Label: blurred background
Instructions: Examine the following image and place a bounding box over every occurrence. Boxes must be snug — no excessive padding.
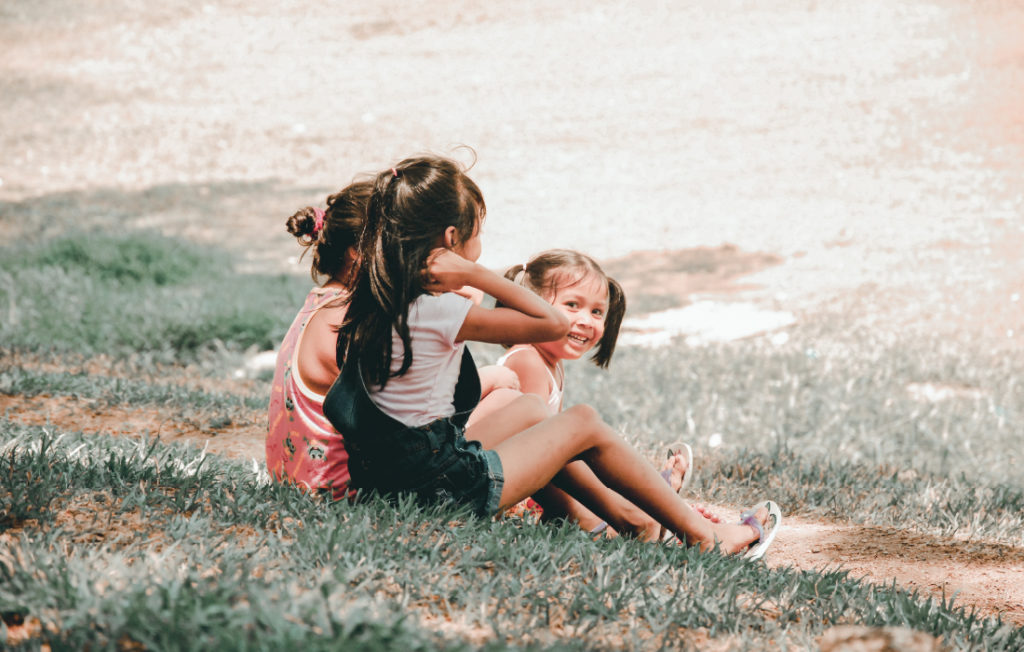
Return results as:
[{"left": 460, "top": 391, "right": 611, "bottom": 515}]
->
[{"left": 2, "top": 0, "right": 1022, "bottom": 339}]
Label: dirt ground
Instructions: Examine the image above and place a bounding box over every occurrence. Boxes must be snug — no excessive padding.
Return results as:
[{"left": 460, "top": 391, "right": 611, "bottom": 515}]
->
[{"left": 2, "top": 0, "right": 1023, "bottom": 629}]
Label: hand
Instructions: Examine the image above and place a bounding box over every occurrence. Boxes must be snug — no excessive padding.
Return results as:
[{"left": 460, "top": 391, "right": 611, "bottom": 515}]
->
[
  {"left": 478, "top": 365, "right": 521, "bottom": 392},
  {"left": 421, "top": 248, "right": 477, "bottom": 295}
]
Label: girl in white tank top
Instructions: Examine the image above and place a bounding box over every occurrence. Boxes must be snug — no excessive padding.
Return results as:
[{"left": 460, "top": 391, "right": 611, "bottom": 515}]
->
[{"left": 495, "top": 250, "right": 624, "bottom": 417}]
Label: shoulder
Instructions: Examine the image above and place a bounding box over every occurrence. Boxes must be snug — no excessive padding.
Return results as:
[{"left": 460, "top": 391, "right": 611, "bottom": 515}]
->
[
  {"left": 412, "top": 292, "right": 473, "bottom": 323},
  {"left": 500, "top": 346, "right": 552, "bottom": 394},
  {"left": 410, "top": 293, "right": 473, "bottom": 345}
]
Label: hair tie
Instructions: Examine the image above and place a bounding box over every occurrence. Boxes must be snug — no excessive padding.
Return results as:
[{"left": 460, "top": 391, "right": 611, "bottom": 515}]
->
[
  {"left": 312, "top": 208, "right": 325, "bottom": 237},
  {"left": 391, "top": 167, "right": 399, "bottom": 178},
  {"left": 513, "top": 262, "right": 528, "bottom": 286}
]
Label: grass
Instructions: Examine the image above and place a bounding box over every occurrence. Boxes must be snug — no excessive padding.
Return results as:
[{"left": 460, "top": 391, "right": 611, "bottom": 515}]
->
[
  {"left": 0, "top": 231, "right": 309, "bottom": 362},
  {"left": 0, "top": 365, "right": 266, "bottom": 411},
  {"left": 2, "top": 426, "right": 1020, "bottom": 650},
  {"left": 1, "top": 229, "right": 1023, "bottom": 649}
]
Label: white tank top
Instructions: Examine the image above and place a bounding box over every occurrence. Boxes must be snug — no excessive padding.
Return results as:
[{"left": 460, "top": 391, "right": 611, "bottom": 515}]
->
[{"left": 496, "top": 346, "right": 563, "bottom": 413}]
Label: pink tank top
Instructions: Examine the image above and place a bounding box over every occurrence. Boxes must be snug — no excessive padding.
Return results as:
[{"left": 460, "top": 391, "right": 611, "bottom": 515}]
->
[{"left": 266, "top": 287, "right": 351, "bottom": 499}]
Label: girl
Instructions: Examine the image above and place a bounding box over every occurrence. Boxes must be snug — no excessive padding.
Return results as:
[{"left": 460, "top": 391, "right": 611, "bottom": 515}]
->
[
  {"left": 266, "top": 179, "right": 519, "bottom": 500},
  {"left": 323, "top": 154, "right": 780, "bottom": 557},
  {"left": 494, "top": 250, "right": 698, "bottom": 538},
  {"left": 266, "top": 180, "right": 370, "bottom": 499}
]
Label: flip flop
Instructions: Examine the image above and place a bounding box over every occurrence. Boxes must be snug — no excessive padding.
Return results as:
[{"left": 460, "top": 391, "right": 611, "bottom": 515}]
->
[
  {"left": 659, "top": 441, "right": 694, "bottom": 494},
  {"left": 739, "top": 500, "right": 782, "bottom": 561}
]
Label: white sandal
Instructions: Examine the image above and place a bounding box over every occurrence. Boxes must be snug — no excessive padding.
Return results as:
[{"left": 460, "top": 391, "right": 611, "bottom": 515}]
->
[{"left": 739, "top": 500, "right": 782, "bottom": 561}]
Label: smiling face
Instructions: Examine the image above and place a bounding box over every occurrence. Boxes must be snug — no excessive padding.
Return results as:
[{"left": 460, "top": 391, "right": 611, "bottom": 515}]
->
[{"left": 535, "top": 271, "right": 609, "bottom": 362}]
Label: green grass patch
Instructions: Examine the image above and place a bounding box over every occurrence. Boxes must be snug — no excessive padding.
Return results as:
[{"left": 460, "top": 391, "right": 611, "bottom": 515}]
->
[
  {"left": 562, "top": 323, "right": 1024, "bottom": 489},
  {"left": 2, "top": 228, "right": 1023, "bottom": 648},
  {"left": 0, "top": 231, "right": 309, "bottom": 361},
  {"left": 1, "top": 424, "right": 1021, "bottom": 650}
]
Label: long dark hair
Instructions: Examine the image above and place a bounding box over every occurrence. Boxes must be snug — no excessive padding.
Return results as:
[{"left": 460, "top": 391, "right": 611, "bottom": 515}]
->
[
  {"left": 285, "top": 180, "right": 372, "bottom": 283},
  {"left": 337, "top": 155, "right": 485, "bottom": 388},
  {"left": 502, "top": 249, "right": 626, "bottom": 369}
]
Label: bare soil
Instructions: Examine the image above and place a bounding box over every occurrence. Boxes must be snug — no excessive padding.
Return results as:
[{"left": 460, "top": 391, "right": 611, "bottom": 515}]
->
[{"left": 3, "top": 0, "right": 1024, "bottom": 631}]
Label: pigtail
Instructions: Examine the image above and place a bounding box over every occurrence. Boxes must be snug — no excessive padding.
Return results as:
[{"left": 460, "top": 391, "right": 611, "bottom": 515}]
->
[
  {"left": 287, "top": 181, "right": 372, "bottom": 284},
  {"left": 591, "top": 275, "right": 626, "bottom": 369},
  {"left": 503, "top": 262, "right": 530, "bottom": 286}
]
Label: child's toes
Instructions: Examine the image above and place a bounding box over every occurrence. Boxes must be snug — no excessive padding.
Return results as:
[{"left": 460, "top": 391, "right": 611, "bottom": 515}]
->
[{"left": 659, "top": 453, "right": 688, "bottom": 493}]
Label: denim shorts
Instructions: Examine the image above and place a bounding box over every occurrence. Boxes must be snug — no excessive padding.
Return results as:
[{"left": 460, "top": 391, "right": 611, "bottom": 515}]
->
[{"left": 351, "top": 416, "right": 505, "bottom": 517}]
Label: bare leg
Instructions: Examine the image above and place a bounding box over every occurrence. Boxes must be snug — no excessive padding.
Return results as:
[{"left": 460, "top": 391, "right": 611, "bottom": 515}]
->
[
  {"left": 543, "top": 462, "right": 663, "bottom": 541},
  {"left": 468, "top": 398, "right": 743, "bottom": 546},
  {"left": 466, "top": 392, "right": 548, "bottom": 448},
  {"left": 466, "top": 387, "right": 523, "bottom": 430},
  {"left": 493, "top": 404, "right": 762, "bottom": 554}
]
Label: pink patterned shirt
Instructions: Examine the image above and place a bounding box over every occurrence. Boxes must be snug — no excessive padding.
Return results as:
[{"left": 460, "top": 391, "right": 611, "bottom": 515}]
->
[{"left": 266, "top": 287, "right": 351, "bottom": 499}]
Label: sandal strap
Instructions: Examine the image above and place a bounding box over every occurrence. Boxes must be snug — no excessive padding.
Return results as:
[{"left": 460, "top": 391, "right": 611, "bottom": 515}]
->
[{"left": 739, "top": 511, "right": 765, "bottom": 543}]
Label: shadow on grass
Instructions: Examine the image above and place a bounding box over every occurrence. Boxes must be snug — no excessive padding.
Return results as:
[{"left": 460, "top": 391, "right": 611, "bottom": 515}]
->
[{"left": 0, "top": 179, "right": 332, "bottom": 242}]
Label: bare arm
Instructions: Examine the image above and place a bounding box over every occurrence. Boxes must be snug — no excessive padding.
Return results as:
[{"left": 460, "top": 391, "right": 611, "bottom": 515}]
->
[
  {"left": 477, "top": 364, "right": 521, "bottom": 397},
  {"left": 295, "top": 303, "right": 345, "bottom": 396},
  {"left": 422, "top": 249, "right": 569, "bottom": 344},
  {"left": 501, "top": 348, "right": 557, "bottom": 414}
]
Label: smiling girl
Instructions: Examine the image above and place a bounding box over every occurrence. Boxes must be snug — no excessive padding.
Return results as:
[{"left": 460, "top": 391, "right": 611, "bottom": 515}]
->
[
  {"left": 490, "top": 250, "right": 709, "bottom": 537},
  {"left": 495, "top": 250, "right": 625, "bottom": 415}
]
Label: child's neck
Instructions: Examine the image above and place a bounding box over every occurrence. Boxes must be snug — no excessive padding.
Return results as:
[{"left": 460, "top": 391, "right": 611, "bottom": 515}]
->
[{"left": 530, "top": 344, "right": 564, "bottom": 374}]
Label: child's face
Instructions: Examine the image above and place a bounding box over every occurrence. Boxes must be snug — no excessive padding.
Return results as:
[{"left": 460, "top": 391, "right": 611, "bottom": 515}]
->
[{"left": 536, "top": 272, "right": 608, "bottom": 361}]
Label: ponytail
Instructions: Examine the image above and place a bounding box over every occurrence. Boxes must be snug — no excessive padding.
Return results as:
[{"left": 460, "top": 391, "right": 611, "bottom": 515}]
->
[{"left": 338, "top": 154, "right": 485, "bottom": 388}]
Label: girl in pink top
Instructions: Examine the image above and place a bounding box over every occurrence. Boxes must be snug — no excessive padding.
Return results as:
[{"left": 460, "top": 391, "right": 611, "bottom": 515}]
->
[
  {"left": 266, "top": 181, "right": 371, "bottom": 499},
  {"left": 266, "top": 180, "right": 518, "bottom": 499}
]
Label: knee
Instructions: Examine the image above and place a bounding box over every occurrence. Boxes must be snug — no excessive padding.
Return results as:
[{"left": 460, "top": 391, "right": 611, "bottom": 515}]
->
[
  {"left": 564, "top": 403, "right": 602, "bottom": 429},
  {"left": 515, "top": 393, "right": 549, "bottom": 425}
]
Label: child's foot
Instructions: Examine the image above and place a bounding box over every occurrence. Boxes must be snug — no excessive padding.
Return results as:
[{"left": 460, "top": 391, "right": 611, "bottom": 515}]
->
[
  {"left": 691, "top": 502, "right": 722, "bottom": 523},
  {"left": 712, "top": 501, "right": 782, "bottom": 558},
  {"left": 659, "top": 443, "right": 693, "bottom": 494}
]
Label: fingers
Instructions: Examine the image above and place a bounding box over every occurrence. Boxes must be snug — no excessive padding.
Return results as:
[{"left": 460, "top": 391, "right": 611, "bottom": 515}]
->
[
  {"left": 420, "top": 270, "right": 443, "bottom": 295},
  {"left": 420, "top": 248, "right": 470, "bottom": 294}
]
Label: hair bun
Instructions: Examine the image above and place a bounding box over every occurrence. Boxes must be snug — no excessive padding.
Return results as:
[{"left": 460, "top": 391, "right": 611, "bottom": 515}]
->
[{"left": 286, "top": 207, "right": 318, "bottom": 238}]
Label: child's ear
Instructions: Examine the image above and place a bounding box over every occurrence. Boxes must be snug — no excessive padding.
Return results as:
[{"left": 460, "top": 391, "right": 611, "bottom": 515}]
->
[{"left": 443, "top": 226, "right": 459, "bottom": 249}]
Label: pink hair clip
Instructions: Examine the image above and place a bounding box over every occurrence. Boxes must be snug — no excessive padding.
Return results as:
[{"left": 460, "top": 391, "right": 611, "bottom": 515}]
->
[
  {"left": 312, "top": 208, "right": 325, "bottom": 236},
  {"left": 391, "top": 167, "right": 399, "bottom": 177}
]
